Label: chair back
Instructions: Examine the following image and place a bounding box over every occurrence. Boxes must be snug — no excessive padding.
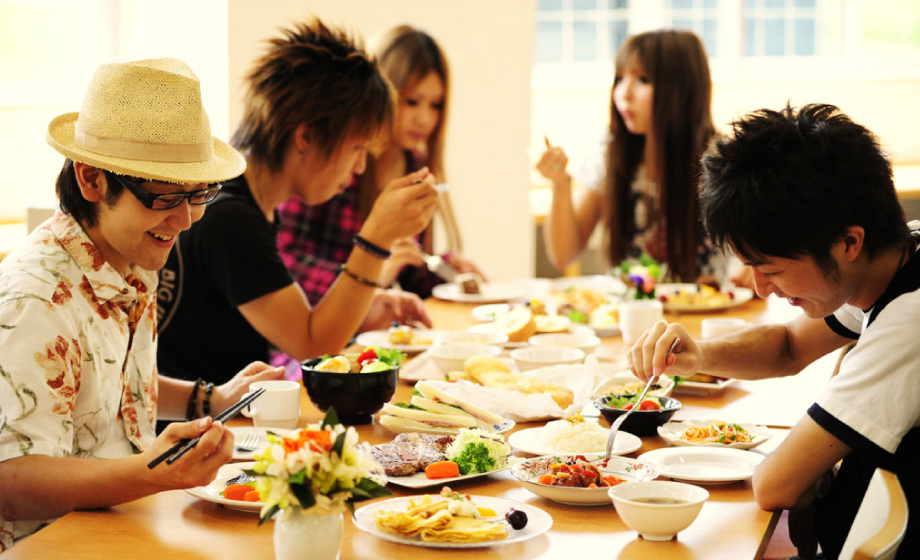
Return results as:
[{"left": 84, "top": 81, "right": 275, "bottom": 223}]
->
[{"left": 839, "top": 468, "right": 908, "bottom": 560}]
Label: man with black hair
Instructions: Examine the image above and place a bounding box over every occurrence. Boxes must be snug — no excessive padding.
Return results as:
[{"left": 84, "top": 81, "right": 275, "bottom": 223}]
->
[{"left": 628, "top": 103, "right": 918, "bottom": 558}]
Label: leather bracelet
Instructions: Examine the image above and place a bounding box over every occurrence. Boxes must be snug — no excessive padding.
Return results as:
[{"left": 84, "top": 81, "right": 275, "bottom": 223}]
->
[
  {"left": 339, "top": 264, "right": 383, "bottom": 288},
  {"left": 354, "top": 234, "right": 391, "bottom": 259},
  {"left": 202, "top": 382, "right": 214, "bottom": 417},
  {"left": 186, "top": 378, "right": 203, "bottom": 421}
]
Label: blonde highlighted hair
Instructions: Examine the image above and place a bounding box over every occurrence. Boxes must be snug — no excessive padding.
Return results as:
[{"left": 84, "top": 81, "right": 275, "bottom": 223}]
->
[{"left": 359, "top": 25, "right": 461, "bottom": 253}]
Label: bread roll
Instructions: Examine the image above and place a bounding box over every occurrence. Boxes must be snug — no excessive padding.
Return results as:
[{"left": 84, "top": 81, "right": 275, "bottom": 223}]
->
[{"left": 492, "top": 307, "right": 536, "bottom": 342}]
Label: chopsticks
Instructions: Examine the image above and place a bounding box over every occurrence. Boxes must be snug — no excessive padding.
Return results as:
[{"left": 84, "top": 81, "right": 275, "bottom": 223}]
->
[{"left": 146, "top": 387, "right": 266, "bottom": 470}]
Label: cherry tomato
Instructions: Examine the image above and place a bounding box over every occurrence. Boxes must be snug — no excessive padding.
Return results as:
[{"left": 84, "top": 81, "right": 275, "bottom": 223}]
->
[
  {"left": 638, "top": 400, "right": 661, "bottom": 411},
  {"left": 356, "top": 348, "right": 377, "bottom": 365}
]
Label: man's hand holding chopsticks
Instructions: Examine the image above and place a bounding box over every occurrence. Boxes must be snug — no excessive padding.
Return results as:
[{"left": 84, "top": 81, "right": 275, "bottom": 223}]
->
[{"left": 141, "top": 417, "right": 234, "bottom": 488}]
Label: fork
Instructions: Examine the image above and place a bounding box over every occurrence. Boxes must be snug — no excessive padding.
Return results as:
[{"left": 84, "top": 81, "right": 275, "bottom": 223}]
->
[
  {"left": 605, "top": 337, "right": 680, "bottom": 457},
  {"left": 235, "top": 431, "right": 260, "bottom": 453},
  {"left": 422, "top": 252, "right": 458, "bottom": 282}
]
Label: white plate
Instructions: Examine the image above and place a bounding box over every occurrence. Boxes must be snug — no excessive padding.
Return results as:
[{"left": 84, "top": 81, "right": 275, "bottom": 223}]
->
[
  {"left": 511, "top": 455, "right": 659, "bottom": 506},
  {"left": 466, "top": 323, "right": 529, "bottom": 349},
  {"left": 471, "top": 304, "right": 512, "bottom": 322},
  {"left": 380, "top": 418, "right": 516, "bottom": 437},
  {"left": 229, "top": 427, "right": 295, "bottom": 461},
  {"left": 584, "top": 322, "right": 619, "bottom": 337},
  {"left": 354, "top": 329, "right": 451, "bottom": 353},
  {"left": 670, "top": 375, "right": 737, "bottom": 396},
  {"left": 432, "top": 282, "right": 528, "bottom": 304},
  {"left": 508, "top": 426, "right": 642, "bottom": 457},
  {"left": 386, "top": 457, "right": 524, "bottom": 489},
  {"left": 657, "top": 420, "right": 773, "bottom": 450},
  {"left": 657, "top": 284, "right": 754, "bottom": 313},
  {"left": 185, "top": 461, "right": 262, "bottom": 513},
  {"left": 467, "top": 323, "right": 595, "bottom": 349},
  {"left": 551, "top": 275, "right": 628, "bottom": 296},
  {"left": 637, "top": 447, "right": 766, "bottom": 484},
  {"left": 353, "top": 495, "right": 552, "bottom": 548}
]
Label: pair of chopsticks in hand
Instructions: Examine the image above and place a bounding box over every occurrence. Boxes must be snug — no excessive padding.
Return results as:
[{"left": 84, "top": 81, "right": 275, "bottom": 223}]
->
[{"left": 147, "top": 387, "right": 266, "bottom": 470}]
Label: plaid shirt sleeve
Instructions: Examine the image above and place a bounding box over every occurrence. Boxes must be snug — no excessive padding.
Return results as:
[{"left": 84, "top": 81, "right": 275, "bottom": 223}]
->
[{"left": 276, "top": 189, "right": 363, "bottom": 307}]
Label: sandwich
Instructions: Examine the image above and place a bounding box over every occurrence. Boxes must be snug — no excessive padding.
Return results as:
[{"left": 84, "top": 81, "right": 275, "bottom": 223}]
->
[{"left": 379, "top": 381, "right": 506, "bottom": 434}]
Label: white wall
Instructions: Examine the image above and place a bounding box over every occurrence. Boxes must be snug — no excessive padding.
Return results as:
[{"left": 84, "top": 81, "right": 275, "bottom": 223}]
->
[
  {"left": 0, "top": 0, "right": 230, "bottom": 221},
  {"left": 227, "top": 0, "right": 536, "bottom": 281}
]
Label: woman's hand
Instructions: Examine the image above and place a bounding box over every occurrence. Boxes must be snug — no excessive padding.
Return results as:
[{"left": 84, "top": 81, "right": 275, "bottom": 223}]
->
[
  {"left": 361, "top": 167, "right": 439, "bottom": 250},
  {"left": 445, "top": 252, "right": 488, "bottom": 281},
  {"left": 535, "top": 136, "right": 571, "bottom": 188},
  {"left": 210, "top": 361, "right": 286, "bottom": 415},
  {"left": 380, "top": 237, "right": 426, "bottom": 287},
  {"left": 360, "top": 288, "right": 432, "bottom": 332}
]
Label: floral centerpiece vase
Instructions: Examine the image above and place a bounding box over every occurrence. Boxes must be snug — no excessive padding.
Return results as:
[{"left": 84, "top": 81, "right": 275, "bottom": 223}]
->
[{"left": 247, "top": 408, "right": 391, "bottom": 560}]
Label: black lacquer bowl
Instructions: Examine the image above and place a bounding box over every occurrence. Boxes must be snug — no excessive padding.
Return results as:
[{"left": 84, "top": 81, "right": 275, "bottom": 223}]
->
[
  {"left": 594, "top": 395, "right": 682, "bottom": 436},
  {"left": 301, "top": 358, "right": 398, "bottom": 425}
]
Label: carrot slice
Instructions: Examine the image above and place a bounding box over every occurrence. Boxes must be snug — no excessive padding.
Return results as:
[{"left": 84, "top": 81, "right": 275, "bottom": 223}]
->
[
  {"left": 244, "top": 490, "right": 261, "bottom": 502},
  {"left": 537, "top": 474, "right": 555, "bottom": 485},
  {"left": 223, "top": 484, "right": 254, "bottom": 501},
  {"left": 424, "top": 461, "right": 460, "bottom": 479}
]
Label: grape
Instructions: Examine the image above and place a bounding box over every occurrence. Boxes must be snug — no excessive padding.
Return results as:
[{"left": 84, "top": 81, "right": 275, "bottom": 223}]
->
[{"left": 505, "top": 508, "right": 528, "bottom": 530}]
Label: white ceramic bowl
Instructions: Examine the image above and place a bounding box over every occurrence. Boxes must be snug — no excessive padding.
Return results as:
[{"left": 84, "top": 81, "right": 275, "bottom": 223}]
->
[
  {"left": 426, "top": 343, "right": 502, "bottom": 374},
  {"left": 433, "top": 330, "right": 509, "bottom": 346},
  {"left": 510, "top": 346, "right": 586, "bottom": 371},
  {"left": 608, "top": 481, "right": 709, "bottom": 541},
  {"left": 528, "top": 332, "right": 602, "bottom": 354}
]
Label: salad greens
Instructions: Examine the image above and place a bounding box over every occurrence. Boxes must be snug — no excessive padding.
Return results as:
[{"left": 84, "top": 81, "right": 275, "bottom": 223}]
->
[
  {"left": 605, "top": 394, "right": 663, "bottom": 410},
  {"left": 445, "top": 429, "right": 511, "bottom": 475},
  {"left": 314, "top": 346, "right": 406, "bottom": 374}
]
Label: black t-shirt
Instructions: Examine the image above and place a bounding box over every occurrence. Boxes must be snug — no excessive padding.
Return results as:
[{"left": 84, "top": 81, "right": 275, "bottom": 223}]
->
[{"left": 156, "top": 175, "right": 293, "bottom": 383}]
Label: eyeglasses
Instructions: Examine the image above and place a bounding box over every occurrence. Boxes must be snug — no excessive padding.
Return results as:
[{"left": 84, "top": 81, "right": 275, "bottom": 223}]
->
[{"left": 105, "top": 171, "right": 221, "bottom": 210}]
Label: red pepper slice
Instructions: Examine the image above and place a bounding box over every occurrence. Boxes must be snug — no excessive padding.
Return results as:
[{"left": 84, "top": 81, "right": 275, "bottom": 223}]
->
[{"left": 356, "top": 348, "right": 378, "bottom": 365}]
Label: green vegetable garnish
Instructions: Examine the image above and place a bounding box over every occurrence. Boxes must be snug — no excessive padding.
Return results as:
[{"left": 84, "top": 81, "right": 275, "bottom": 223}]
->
[
  {"left": 567, "top": 309, "right": 587, "bottom": 323},
  {"left": 445, "top": 429, "right": 511, "bottom": 475}
]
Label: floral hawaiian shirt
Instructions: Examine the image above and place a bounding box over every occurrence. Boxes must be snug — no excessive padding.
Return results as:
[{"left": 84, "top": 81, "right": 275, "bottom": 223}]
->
[{"left": 0, "top": 211, "right": 159, "bottom": 550}]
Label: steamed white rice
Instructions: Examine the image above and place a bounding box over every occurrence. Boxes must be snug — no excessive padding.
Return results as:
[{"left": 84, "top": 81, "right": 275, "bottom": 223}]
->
[{"left": 539, "top": 419, "right": 607, "bottom": 453}]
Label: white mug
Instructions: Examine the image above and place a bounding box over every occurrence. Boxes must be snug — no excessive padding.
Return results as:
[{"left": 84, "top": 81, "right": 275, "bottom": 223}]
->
[
  {"left": 701, "top": 317, "right": 750, "bottom": 340},
  {"left": 619, "top": 299, "right": 664, "bottom": 345},
  {"left": 240, "top": 380, "right": 302, "bottom": 429}
]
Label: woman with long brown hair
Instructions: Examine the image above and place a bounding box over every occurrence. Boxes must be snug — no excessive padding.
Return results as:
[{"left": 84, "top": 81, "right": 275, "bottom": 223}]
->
[
  {"left": 276, "top": 24, "right": 484, "bottom": 306},
  {"left": 538, "top": 29, "right": 737, "bottom": 285}
]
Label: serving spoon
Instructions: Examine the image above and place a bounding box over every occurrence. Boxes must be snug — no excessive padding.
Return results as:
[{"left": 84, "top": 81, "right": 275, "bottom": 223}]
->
[{"left": 605, "top": 337, "right": 680, "bottom": 457}]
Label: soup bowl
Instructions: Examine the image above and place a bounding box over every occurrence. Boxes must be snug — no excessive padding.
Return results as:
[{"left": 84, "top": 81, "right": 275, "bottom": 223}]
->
[{"left": 608, "top": 481, "right": 709, "bottom": 541}]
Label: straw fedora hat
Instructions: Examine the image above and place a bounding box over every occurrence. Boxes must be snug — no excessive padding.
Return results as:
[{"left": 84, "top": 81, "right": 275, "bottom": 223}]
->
[{"left": 47, "top": 58, "right": 245, "bottom": 185}]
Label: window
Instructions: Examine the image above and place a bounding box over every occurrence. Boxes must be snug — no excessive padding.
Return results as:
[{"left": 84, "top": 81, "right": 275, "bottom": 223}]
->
[
  {"left": 668, "top": 0, "right": 720, "bottom": 57},
  {"left": 535, "top": 0, "right": 629, "bottom": 64},
  {"left": 533, "top": 0, "right": 920, "bottom": 85}
]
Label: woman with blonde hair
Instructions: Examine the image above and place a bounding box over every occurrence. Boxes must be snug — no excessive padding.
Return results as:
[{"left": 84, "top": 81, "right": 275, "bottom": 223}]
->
[
  {"left": 538, "top": 29, "right": 746, "bottom": 286},
  {"left": 276, "top": 24, "right": 484, "bottom": 306}
]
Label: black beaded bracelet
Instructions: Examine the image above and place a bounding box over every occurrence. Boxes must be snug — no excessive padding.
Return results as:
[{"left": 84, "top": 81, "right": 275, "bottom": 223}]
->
[
  {"left": 186, "top": 378, "right": 203, "bottom": 420},
  {"left": 202, "top": 382, "right": 214, "bottom": 417},
  {"left": 354, "top": 234, "right": 391, "bottom": 259},
  {"left": 339, "top": 264, "right": 383, "bottom": 288}
]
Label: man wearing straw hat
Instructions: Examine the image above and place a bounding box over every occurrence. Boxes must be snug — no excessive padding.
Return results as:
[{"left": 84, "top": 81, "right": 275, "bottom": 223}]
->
[
  {"left": 0, "top": 58, "right": 283, "bottom": 549},
  {"left": 156, "top": 18, "right": 440, "bottom": 384}
]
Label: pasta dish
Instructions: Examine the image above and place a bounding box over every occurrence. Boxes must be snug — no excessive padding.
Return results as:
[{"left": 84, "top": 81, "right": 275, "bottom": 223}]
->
[{"left": 680, "top": 421, "right": 754, "bottom": 445}]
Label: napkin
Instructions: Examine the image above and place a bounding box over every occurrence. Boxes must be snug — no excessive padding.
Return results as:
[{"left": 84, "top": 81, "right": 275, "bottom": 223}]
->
[{"left": 420, "top": 357, "right": 599, "bottom": 422}]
